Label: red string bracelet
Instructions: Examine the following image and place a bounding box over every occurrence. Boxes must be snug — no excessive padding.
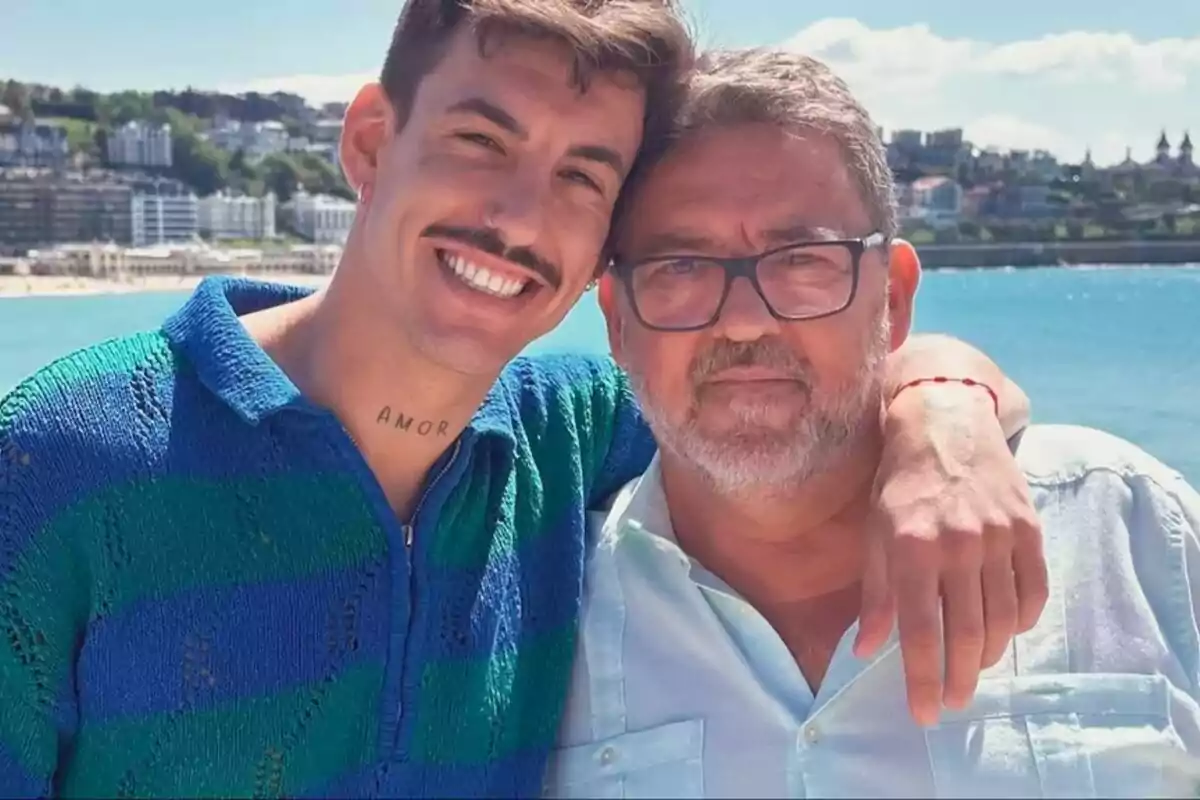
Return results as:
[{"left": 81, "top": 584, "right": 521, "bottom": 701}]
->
[{"left": 890, "top": 377, "right": 1000, "bottom": 417}]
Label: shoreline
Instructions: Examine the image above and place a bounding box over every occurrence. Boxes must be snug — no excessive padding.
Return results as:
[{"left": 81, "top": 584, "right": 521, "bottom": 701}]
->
[
  {"left": 2, "top": 260, "right": 1198, "bottom": 299},
  {"left": 0, "top": 273, "right": 331, "bottom": 299}
]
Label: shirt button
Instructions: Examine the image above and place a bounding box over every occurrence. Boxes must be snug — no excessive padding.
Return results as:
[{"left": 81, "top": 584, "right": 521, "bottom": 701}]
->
[
  {"left": 598, "top": 745, "right": 618, "bottom": 766},
  {"left": 803, "top": 725, "right": 820, "bottom": 745}
]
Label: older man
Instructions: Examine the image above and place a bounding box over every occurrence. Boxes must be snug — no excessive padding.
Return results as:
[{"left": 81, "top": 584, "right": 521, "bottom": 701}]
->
[{"left": 545, "top": 49, "right": 1200, "bottom": 798}]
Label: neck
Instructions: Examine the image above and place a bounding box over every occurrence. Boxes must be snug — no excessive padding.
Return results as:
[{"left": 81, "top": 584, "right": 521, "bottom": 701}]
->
[
  {"left": 242, "top": 248, "right": 495, "bottom": 518},
  {"left": 660, "top": 419, "right": 883, "bottom": 609}
]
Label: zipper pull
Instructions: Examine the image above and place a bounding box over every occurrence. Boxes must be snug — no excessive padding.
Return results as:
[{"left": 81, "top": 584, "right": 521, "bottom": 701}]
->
[{"left": 402, "top": 524, "right": 414, "bottom": 548}]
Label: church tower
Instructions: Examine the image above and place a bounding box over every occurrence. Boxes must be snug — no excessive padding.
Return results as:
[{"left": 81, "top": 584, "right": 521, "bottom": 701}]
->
[{"left": 1156, "top": 130, "right": 1171, "bottom": 164}]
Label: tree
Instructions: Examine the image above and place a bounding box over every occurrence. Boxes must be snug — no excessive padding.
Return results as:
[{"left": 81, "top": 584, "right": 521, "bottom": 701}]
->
[
  {"left": 172, "top": 131, "right": 228, "bottom": 196},
  {"left": 94, "top": 127, "right": 110, "bottom": 165},
  {"left": 2, "top": 80, "right": 31, "bottom": 120},
  {"left": 260, "top": 153, "right": 302, "bottom": 201},
  {"left": 295, "top": 152, "right": 352, "bottom": 199},
  {"left": 102, "top": 91, "right": 154, "bottom": 126}
]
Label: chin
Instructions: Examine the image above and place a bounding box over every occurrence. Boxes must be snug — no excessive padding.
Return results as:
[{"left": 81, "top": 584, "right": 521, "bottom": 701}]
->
[
  {"left": 695, "top": 404, "right": 804, "bottom": 438},
  {"left": 409, "top": 325, "right": 528, "bottom": 376}
]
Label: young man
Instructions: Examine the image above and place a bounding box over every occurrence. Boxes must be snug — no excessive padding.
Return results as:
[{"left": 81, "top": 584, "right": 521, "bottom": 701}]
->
[
  {"left": 0, "top": 2, "right": 1043, "bottom": 797},
  {"left": 546, "top": 49, "right": 1200, "bottom": 799}
]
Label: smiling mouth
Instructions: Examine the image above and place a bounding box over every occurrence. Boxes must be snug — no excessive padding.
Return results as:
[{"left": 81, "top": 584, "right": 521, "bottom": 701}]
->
[{"left": 436, "top": 249, "right": 533, "bottom": 300}]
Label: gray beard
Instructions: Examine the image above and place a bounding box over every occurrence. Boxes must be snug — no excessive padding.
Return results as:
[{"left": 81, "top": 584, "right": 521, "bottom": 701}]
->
[{"left": 628, "top": 315, "right": 891, "bottom": 497}]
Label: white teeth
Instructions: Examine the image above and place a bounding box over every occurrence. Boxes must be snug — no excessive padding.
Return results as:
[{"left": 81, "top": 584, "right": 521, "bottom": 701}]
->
[{"left": 441, "top": 252, "right": 529, "bottom": 299}]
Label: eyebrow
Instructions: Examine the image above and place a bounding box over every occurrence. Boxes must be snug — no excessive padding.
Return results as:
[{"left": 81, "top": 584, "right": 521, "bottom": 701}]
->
[
  {"left": 445, "top": 98, "right": 626, "bottom": 179},
  {"left": 637, "top": 231, "right": 722, "bottom": 254},
  {"left": 761, "top": 223, "right": 844, "bottom": 244},
  {"left": 446, "top": 98, "right": 526, "bottom": 138}
]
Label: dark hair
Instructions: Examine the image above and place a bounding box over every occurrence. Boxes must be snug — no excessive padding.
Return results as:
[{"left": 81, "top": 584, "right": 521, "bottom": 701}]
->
[
  {"left": 614, "top": 48, "right": 898, "bottom": 250},
  {"left": 381, "top": 0, "right": 695, "bottom": 150}
]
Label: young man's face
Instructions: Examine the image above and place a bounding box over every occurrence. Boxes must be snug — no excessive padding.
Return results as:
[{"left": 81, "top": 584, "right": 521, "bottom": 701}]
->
[{"left": 342, "top": 27, "right": 646, "bottom": 375}]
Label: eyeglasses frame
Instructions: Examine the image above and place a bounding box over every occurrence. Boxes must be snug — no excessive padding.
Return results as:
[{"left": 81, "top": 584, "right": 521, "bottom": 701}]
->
[{"left": 612, "top": 231, "right": 890, "bottom": 332}]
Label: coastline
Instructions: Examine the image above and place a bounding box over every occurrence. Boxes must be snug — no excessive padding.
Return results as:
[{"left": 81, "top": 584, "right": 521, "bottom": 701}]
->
[
  {"left": 3, "top": 244, "right": 1199, "bottom": 298},
  {"left": 0, "top": 273, "right": 331, "bottom": 299}
]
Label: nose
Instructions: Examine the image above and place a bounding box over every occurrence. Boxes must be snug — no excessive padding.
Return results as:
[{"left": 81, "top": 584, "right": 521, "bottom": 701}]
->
[
  {"left": 485, "top": 171, "right": 548, "bottom": 250},
  {"left": 712, "top": 275, "right": 781, "bottom": 342}
]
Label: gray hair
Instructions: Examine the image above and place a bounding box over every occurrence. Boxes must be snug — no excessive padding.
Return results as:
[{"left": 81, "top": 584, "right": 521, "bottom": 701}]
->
[{"left": 618, "top": 48, "right": 898, "bottom": 239}]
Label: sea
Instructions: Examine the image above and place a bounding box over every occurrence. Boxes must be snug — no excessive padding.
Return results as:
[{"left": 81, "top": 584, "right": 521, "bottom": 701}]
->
[{"left": 1, "top": 265, "right": 1198, "bottom": 483}]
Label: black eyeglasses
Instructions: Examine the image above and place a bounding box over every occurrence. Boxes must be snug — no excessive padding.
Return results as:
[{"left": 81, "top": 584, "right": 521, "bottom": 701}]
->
[{"left": 612, "top": 232, "right": 888, "bottom": 332}]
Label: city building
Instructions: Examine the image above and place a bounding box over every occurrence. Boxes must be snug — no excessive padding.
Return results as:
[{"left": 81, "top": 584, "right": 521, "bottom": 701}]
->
[
  {"left": 107, "top": 120, "right": 173, "bottom": 168},
  {"left": 0, "top": 169, "right": 133, "bottom": 255},
  {"left": 909, "top": 176, "right": 964, "bottom": 225},
  {"left": 131, "top": 179, "right": 198, "bottom": 246},
  {"left": 208, "top": 120, "right": 289, "bottom": 161},
  {"left": 884, "top": 127, "right": 972, "bottom": 172},
  {"left": 282, "top": 190, "right": 356, "bottom": 244},
  {"left": 197, "top": 192, "right": 277, "bottom": 240},
  {"left": 1106, "top": 132, "right": 1199, "bottom": 181},
  {"left": 0, "top": 120, "right": 69, "bottom": 168},
  {"left": 307, "top": 118, "right": 343, "bottom": 144},
  {"left": 285, "top": 136, "right": 339, "bottom": 165},
  {"left": 998, "top": 184, "right": 1058, "bottom": 218},
  {"left": 26, "top": 241, "right": 340, "bottom": 278}
]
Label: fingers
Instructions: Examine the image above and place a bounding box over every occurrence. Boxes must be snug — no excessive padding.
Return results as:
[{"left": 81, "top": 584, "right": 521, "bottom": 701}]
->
[
  {"left": 980, "top": 556, "right": 1018, "bottom": 669},
  {"left": 940, "top": 567, "right": 985, "bottom": 709},
  {"left": 1012, "top": 511, "right": 1049, "bottom": 633},
  {"left": 855, "top": 537, "right": 896, "bottom": 657},
  {"left": 893, "top": 555, "right": 943, "bottom": 726}
]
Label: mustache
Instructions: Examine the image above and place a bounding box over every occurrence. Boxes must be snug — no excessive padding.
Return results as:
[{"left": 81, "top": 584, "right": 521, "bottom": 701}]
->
[
  {"left": 421, "top": 223, "right": 561, "bottom": 290},
  {"left": 690, "top": 339, "right": 813, "bottom": 386}
]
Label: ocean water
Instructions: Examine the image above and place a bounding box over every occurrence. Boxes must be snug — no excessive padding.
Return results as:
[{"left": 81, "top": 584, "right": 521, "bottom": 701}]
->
[{"left": 1, "top": 266, "right": 1197, "bottom": 483}]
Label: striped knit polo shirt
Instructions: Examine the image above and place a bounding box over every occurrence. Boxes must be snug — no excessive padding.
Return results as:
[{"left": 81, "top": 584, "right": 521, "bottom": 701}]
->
[{"left": 0, "top": 276, "right": 655, "bottom": 798}]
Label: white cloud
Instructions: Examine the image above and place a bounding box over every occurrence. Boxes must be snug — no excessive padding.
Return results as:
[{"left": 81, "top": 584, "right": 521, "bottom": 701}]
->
[
  {"left": 218, "top": 72, "right": 375, "bottom": 105},
  {"left": 783, "top": 19, "right": 1199, "bottom": 164},
  {"left": 222, "top": 19, "right": 1199, "bottom": 166}
]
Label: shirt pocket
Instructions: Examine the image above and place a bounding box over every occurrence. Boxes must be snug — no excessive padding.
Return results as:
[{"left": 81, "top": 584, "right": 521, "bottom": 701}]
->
[
  {"left": 926, "top": 673, "right": 1188, "bottom": 798},
  {"left": 543, "top": 718, "right": 705, "bottom": 799}
]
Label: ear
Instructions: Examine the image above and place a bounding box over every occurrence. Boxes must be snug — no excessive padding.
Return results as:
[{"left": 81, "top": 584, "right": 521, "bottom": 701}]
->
[
  {"left": 340, "top": 83, "right": 394, "bottom": 205},
  {"left": 885, "top": 238, "right": 921, "bottom": 351},
  {"left": 597, "top": 272, "right": 627, "bottom": 366}
]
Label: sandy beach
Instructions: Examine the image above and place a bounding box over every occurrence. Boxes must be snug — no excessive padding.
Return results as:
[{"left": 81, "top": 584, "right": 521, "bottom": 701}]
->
[{"left": 0, "top": 272, "right": 332, "bottom": 298}]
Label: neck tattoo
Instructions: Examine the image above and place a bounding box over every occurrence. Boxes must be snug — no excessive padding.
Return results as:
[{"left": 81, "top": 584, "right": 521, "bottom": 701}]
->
[{"left": 375, "top": 406, "right": 450, "bottom": 437}]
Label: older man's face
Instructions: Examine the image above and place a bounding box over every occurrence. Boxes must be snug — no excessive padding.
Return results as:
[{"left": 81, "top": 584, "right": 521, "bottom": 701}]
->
[{"left": 601, "top": 122, "right": 916, "bottom": 492}]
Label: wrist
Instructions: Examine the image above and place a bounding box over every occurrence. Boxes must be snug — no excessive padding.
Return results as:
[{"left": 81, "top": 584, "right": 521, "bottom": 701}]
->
[
  {"left": 889, "top": 376, "right": 1000, "bottom": 417},
  {"left": 884, "top": 380, "right": 1001, "bottom": 439}
]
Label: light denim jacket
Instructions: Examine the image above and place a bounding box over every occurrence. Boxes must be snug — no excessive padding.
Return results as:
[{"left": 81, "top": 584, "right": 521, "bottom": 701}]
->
[{"left": 544, "top": 425, "right": 1200, "bottom": 798}]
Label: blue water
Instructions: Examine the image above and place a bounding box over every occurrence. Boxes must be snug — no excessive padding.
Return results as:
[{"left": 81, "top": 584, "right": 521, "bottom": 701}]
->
[{"left": 1, "top": 267, "right": 1197, "bottom": 482}]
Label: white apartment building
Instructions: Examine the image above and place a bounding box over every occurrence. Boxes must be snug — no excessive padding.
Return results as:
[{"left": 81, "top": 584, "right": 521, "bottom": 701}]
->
[
  {"left": 108, "top": 121, "right": 173, "bottom": 168},
  {"left": 209, "top": 120, "right": 289, "bottom": 161},
  {"left": 284, "top": 191, "right": 356, "bottom": 244},
  {"left": 198, "top": 192, "right": 277, "bottom": 240},
  {"left": 131, "top": 189, "right": 199, "bottom": 247}
]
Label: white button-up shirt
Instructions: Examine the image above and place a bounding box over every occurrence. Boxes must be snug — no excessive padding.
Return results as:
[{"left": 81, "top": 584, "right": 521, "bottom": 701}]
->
[{"left": 544, "top": 425, "right": 1200, "bottom": 798}]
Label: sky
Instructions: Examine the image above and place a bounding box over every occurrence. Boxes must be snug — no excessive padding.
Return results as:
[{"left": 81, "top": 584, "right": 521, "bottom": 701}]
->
[{"left": 4, "top": 0, "right": 1198, "bottom": 165}]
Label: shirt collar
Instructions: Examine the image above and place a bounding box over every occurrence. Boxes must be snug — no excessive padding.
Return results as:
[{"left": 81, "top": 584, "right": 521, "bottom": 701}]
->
[
  {"left": 161, "top": 275, "right": 518, "bottom": 448},
  {"left": 162, "top": 276, "right": 312, "bottom": 425},
  {"left": 599, "top": 454, "right": 689, "bottom": 568},
  {"left": 600, "top": 455, "right": 903, "bottom": 660}
]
